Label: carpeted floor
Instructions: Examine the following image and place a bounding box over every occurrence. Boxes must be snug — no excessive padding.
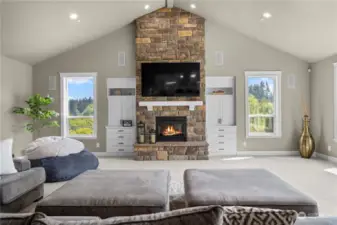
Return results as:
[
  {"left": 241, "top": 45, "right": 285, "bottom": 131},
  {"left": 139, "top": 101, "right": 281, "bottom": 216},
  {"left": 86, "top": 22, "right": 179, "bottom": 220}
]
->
[{"left": 26, "top": 156, "right": 337, "bottom": 216}]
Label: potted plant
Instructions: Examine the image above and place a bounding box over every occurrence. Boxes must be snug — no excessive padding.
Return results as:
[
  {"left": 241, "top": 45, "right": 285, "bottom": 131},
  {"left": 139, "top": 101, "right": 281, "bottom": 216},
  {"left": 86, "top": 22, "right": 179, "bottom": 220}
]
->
[{"left": 12, "top": 94, "right": 59, "bottom": 135}]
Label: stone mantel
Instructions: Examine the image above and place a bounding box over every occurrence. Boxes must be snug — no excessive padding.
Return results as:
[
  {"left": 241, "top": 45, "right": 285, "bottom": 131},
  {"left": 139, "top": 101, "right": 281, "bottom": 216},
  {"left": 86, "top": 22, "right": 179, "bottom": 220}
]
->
[{"left": 139, "top": 101, "right": 203, "bottom": 111}]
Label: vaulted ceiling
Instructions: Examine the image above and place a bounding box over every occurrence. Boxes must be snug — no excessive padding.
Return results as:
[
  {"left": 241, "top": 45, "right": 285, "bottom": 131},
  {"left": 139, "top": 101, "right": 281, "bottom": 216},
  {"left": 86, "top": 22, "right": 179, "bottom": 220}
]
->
[{"left": 2, "top": 0, "right": 337, "bottom": 65}]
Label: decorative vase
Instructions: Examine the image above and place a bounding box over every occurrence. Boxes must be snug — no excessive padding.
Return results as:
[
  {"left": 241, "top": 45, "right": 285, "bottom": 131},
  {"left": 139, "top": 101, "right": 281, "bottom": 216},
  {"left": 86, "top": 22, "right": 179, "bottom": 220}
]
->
[{"left": 299, "top": 115, "right": 315, "bottom": 158}]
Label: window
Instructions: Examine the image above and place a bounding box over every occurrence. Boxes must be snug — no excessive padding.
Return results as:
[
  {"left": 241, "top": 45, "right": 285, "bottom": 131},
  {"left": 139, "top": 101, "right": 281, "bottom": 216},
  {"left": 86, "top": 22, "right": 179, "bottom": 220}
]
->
[
  {"left": 245, "top": 71, "right": 281, "bottom": 138},
  {"left": 60, "top": 73, "right": 97, "bottom": 139},
  {"left": 333, "top": 62, "right": 337, "bottom": 142}
]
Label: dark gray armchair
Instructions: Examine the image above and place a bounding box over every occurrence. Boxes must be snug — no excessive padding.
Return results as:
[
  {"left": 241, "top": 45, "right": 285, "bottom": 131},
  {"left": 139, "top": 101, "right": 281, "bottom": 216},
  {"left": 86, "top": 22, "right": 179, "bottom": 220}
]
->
[{"left": 0, "top": 158, "right": 46, "bottom": 212}]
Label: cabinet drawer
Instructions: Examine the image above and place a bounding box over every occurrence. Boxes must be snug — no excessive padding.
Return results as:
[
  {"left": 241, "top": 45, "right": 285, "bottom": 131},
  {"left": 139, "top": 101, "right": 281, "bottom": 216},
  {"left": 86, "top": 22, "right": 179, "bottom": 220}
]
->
[
  {"left": 209, "top": 143, "right": 236, "bottom": 152},
  {"left": 107, "top": 136, "right": 135, "bottom": 146},
  {"left": 107, "top": 147, "right": 134, "bottom": 153},
  {"left": 107, "top": 128, "right": 135, "bottom": 134}
]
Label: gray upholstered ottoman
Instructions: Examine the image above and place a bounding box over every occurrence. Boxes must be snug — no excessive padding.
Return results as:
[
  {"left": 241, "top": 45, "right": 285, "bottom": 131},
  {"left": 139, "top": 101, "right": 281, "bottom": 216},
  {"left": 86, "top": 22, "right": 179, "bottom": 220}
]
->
[
  {"left": 36, "top": 170, "right": 170, "bottom": 218},
  {"left": 184, "top": 169, "right": 318, "bottom": 216}
]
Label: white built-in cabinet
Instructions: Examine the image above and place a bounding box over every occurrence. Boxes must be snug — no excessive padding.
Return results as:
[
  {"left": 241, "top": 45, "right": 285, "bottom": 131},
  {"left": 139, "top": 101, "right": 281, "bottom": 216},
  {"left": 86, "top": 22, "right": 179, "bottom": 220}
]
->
[
  {"left": 106, "top": 78, "right": 136, "bottom": 154},
  {"left": 206, "top": 77, "right": 237, "bottom": 155}
]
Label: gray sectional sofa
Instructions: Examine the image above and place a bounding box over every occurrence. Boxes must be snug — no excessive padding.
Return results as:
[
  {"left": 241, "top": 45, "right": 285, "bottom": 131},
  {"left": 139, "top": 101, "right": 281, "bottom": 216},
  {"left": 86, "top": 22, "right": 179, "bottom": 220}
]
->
[{"left": 0, "top": 158, "right": 46, "bottom": 212}]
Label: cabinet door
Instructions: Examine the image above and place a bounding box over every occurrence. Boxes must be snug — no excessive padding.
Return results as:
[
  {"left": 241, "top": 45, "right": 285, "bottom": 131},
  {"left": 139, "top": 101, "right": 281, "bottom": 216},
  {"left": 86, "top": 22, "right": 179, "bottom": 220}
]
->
[
  {"left": 220, "top": 95, "right": 235, "bottom": 125},
  {"left": 121, "top": 96, "right": 136, "bottom": 126},
  {"left": 108, "top": 96, "right": 122, "bottom": 126},
  {"left": 206, "top": 95, "right": 222, "bottom": 126}
]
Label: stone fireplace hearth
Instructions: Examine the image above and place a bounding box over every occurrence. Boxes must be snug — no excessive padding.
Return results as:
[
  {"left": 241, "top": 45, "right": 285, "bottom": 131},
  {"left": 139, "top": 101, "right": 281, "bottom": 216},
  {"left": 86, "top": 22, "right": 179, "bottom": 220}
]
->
[{"left": 134, "top": 7, "right": 208, "bottom": 160}]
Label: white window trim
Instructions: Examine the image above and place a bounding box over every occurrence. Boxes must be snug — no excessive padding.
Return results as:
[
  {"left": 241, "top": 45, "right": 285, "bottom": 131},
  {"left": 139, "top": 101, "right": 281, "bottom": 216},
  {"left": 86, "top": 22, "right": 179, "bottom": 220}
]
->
[
  {"left": 60, "top": 72, "right": 97, "bottom": 139},
  {"left": 333, "top": 63, "right": 337, "bottom": 142},
  {"left": 245, "top": 71, "right": 282, "bottom": 138}
]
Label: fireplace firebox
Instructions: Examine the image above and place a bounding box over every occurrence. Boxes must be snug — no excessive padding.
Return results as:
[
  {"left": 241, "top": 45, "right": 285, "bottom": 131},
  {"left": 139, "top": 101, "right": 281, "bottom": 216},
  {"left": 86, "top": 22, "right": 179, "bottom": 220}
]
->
[{"left": 156, "top": 116, "right": 187, "bottom": 142}]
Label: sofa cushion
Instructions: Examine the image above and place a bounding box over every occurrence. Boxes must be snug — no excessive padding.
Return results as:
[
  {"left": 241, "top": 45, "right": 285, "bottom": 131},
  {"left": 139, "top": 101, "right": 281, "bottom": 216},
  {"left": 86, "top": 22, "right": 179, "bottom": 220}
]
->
[
  {"left": 0, "top": 167, "right": 46, "bottom": 204},
  {"left": 33, "top": 206, "right": 224, "bottom": 225},
  {"left": 222, "top": 206, "right": 298, "bottom": 225},
  {"left": 36, "top": 170, "right": 170, "bottom": 218},
  {"left": 184, "top": 169, "right": 318, "bottom": 216}
]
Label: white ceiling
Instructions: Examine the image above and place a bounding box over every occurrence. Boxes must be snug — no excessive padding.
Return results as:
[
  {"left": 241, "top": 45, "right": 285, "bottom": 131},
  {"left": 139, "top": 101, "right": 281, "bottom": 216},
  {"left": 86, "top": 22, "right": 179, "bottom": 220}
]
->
[
  {"left": 2, "top": 0, "right": 337, "bottom": 65},
  {"left": 1, "top": 0, "right": 165, "bottom": 64}
]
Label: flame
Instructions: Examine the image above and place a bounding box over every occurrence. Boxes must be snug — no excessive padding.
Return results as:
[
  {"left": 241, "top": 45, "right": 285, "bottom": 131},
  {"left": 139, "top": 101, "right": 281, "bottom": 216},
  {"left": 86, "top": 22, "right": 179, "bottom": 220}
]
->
[{"left": 162, "top": 125, "right": 182, "bottom": 136}]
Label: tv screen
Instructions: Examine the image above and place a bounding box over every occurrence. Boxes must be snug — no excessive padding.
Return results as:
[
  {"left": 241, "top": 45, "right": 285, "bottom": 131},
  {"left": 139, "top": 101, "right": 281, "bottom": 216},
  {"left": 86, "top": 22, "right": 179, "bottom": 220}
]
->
[{"left": 141, "top": 62, "right": 200, "bottom": 97}]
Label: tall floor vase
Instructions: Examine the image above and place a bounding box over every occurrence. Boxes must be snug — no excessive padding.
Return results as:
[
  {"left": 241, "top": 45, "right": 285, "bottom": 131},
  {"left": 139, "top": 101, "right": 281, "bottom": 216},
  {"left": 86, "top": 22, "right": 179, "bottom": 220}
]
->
[{"left": 299, "top": 115, "right": 315, "bottom": 158}]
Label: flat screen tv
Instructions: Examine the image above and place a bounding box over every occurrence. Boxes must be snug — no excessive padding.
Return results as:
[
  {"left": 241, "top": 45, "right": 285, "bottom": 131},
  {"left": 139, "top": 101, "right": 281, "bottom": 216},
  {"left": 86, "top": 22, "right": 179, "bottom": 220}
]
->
[{"left": 141, "top": 62, "right": 200, "bottom": 97}]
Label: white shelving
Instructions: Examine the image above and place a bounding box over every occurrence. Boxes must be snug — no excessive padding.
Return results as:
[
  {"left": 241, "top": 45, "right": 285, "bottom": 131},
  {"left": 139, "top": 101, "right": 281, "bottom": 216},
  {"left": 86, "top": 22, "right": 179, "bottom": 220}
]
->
[
  {"left": 206, "top": 77, "right": 237, "bottom": 155},
  {"left": 106, "top": 78, "right": 136, "bottom": 154}
]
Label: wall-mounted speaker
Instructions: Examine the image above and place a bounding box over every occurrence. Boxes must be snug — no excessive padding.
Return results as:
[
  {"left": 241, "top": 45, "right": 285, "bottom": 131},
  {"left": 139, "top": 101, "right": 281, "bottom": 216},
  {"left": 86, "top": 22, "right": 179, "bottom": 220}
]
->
[
  {"left": 118, "top": 51, "right": 126, "bottom": 67},
  {"left": 49, "top": 76, "right": 56, "bottom": 91},
  {"left": 215, "top": 51, "right": 224, "bottom": 66},
  {"left": 287, "top": 74, "right": 296, "bottom": 89}
]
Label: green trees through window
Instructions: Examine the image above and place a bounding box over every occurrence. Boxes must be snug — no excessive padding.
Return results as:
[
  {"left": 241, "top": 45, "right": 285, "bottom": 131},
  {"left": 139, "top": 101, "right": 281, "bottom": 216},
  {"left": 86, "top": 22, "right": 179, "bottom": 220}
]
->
[{"left": 248, "top": 77, "right": 275, "bottom": 133}]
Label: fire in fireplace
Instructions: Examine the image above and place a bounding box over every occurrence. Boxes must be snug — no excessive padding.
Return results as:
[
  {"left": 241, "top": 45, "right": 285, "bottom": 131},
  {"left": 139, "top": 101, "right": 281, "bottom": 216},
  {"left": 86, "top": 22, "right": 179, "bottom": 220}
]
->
[{"left": 156, "top": 116, "right": 187, "bottom": 142}]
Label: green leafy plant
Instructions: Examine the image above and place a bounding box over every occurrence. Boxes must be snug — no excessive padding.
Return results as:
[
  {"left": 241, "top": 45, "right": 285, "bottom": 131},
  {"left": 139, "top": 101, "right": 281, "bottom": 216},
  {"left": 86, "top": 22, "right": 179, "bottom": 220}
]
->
[{"left": 12, "top": 94, "right": 60, "bottom": 133}]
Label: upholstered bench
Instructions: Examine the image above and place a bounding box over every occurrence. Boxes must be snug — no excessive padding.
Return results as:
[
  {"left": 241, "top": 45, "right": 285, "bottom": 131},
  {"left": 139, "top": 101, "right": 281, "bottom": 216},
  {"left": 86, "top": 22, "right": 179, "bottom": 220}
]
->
[
  {"left": 36, "top": 170, "right": 170, "bottom": 218},
  {"left": 184, "top": 169, "right": 318, "bottom": 216}
]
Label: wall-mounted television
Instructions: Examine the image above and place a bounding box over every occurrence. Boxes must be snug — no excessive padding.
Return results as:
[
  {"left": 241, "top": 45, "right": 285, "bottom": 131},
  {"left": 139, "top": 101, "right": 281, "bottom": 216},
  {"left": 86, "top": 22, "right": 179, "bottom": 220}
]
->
[{"left": 141, "top": 62, "right": 200, "bottom": 97}]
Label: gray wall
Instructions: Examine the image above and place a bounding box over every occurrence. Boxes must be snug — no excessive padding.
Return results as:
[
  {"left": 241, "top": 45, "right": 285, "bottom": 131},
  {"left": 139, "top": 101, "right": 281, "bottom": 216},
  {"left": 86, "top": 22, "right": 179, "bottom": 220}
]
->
[
  {"left": 33, "top": 21, "right": 310, "bottom": 153},
  {"left": 1, "top": 56, "right": 33, "bottom": 155},
  {"left": 205, "top": 21, "right": 310, "bottom": 152},
  {"left": 310, "top": 54, "right": 337, "bottom": 157},
  {"left": 33, "top": 25, "right": 136, "bottom": 152}
]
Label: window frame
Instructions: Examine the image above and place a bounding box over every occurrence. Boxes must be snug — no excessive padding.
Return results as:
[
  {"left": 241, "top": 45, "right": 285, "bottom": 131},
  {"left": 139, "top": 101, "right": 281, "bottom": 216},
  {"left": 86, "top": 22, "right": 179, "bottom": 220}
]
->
[
  {"left": 245, "top": 71, "right": 282, "bottom": 138},
  {"left": 332, "top": 62, "right": 337, "bottom": 142},
  {"left": 60, "top": 72, "right": 97, "bottom": 139}
]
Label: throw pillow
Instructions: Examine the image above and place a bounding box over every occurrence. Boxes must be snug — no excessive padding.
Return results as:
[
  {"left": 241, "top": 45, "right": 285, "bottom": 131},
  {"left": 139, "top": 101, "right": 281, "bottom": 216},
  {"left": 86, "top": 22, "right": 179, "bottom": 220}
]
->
[
  {"left": 102, "top": 206, "right": 224, "bottom": 225},
  {"left": 0, "top": 212, "right": 46, "bottom": 225},
  {"left": 223, "top": 206, "right": 298, "bottom": 225},
  {"left": 0, "top": 138, "right": 18, "bottom": 175},
  {"left": 33, "top": 206, "right": 224, "bottom": 225}
]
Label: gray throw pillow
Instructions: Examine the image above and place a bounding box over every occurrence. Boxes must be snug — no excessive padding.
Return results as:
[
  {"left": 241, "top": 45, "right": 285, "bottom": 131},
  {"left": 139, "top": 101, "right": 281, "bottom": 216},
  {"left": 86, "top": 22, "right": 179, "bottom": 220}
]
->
[
  {"left": 0, "top": 212, "right": 46, "bottom": 225},
  {"left": 102, "top": 205, "right": 224, "bottom": 225},
  {"left": 32, "top": 206, "right": 223, "bottom": 225},
  {"left": 222, "top": 206, "right": 298, "bottom": 225}
]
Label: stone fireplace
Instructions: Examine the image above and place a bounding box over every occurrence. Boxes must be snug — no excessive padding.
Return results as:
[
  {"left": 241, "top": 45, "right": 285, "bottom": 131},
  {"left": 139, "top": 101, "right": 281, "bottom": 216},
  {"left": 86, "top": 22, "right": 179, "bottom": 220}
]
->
[
  {"left": 156, "top": 116, "right": 187, "bottom": 142},
  {"left": 134, "top": 7, "right": 208, "bottom": 160}
]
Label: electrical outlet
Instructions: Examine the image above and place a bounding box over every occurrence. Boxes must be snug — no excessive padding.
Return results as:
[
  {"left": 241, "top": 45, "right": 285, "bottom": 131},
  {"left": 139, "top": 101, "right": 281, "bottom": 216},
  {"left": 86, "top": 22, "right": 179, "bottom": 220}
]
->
[
  {"left": 243, "top": 141, "right": 247, "bottom": 147},
  {"left": 328, "top": 146, "right": 332, "bottom": 152},
  {"left": 96, "top": 143, "right": 100, "bottom": 148}
]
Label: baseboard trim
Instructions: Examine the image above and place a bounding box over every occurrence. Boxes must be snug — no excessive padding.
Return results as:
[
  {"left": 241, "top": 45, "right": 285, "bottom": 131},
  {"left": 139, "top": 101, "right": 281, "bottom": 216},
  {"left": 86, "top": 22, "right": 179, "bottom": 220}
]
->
[
  {"left": 236, "top": 150, "right": 300, "bottom": 156},
  {"left": 93, "top": 152, "right": 135, "bottom": 157},
  {"left": 315, "top": 153, "right": 337, "bottom": 164}
]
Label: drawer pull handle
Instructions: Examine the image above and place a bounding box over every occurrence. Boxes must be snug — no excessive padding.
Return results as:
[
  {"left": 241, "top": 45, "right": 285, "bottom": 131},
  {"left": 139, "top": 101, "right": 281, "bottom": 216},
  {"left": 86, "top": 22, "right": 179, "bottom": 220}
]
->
[
  {"left": 218, "top": 142, "right": 224, "bottom": 144},
  {"left": 118, "top": 130, "right": 124, "bottom": 132},
  {"left": 118, "top": 142, "right": 124, "bottom": 145},
  {"left": 118, "top": 136, "right": 124, "bottom": 138},
  {"left": 219, "top": 148, "right": 224, "bottom": 151},
  {"left": 218, "top": 135, "right": 224, "bottom": 137},
  {"left": 118, "top": 149, "right": 124, "bottom": 152},
  {"left": 219, "top": 129, "right": 224, "bottom": 131}
]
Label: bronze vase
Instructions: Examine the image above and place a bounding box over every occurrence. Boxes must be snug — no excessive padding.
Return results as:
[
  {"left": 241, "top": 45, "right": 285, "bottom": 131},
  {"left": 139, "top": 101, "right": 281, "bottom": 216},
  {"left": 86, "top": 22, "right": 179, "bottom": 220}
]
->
[{"left": 299, "top": 115, "right": 315, "bottom": 158}]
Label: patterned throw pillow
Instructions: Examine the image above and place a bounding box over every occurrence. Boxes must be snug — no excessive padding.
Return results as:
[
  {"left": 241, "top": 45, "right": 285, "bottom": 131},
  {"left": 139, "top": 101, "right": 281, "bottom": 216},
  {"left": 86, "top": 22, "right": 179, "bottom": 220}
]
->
[{"left": 222, "top": 207, "right": 298, "bottom": 225}]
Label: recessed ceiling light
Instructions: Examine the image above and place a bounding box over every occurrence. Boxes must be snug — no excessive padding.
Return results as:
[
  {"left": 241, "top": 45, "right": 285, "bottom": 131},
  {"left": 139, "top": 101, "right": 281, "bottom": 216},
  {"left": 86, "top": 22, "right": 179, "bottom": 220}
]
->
[
  {"left": 144, "top": 4, "right": 150, "bottom": 10},
  {"left": 262, "top": 12, "right": 272, "bottom": 19},
  {"left": 77, "top": 20, "right": 81, "bottom": 23},
  {"left": 190, "top": 3, "right": 196, "bottom": 9},
  {"left": 69, "top": 13, "right": 78, "bottom": 20}
]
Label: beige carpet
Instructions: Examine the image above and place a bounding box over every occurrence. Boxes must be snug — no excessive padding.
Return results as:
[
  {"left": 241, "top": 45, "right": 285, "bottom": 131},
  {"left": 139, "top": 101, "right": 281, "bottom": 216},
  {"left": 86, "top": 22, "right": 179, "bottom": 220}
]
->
[{"left": 27, "top": 156, "right": 337, "bottom": 216}]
